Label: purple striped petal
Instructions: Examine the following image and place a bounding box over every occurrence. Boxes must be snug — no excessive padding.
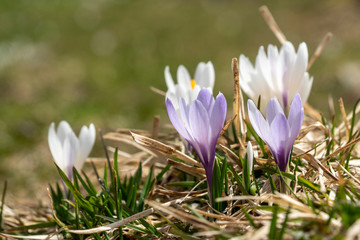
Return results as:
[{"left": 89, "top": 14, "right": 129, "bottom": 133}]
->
[
  {"left": 188, "top": 100, "right": 210, "bottom": 153},
  {"left": 197, "top": 88, "right": 215, "bottom": 111},
  {"left": 248, "top": 99, "right": 270, "bottom": 143},
  {"left": 179, "top": 98, "right": 191, "bottom": 130},
  {"left": 288, "top": 94, "right": 304, "bottom": 142},
  {"left": 269, "top": 113, "right": 291, "bottom": 171},
  {"left": 166, "top": 98, "right": 191, "bottom": 141},
  {"left": 210, "top": 92, "right": 227, "bottom": 141},
  {"left": 266, "top": 98, "right": 284, "bottom": 125}
]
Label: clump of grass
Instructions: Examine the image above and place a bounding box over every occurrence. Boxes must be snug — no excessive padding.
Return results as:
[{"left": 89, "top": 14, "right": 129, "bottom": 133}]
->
[{"left": 2, "top": 90, "right": 360, "bottom": 239}]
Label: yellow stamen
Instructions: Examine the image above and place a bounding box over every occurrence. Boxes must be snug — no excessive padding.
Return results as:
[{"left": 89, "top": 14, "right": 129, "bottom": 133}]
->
[{"left": 190, "top": 79, "right": 196, "bottom": 90}]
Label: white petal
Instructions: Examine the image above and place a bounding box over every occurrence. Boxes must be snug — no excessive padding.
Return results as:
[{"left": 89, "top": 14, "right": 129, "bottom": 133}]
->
[
  {"left": 247, "top": 99, "right": 270, "bottom": 142},
  {"left": 194, "top": 62, "right": 206, "bottom": 85},
  {"left": 75, "top": 124, "right": 96, "bottom": 170},
  {"left": 267, "top": 44, "right": 282, "bottom": 91},
  {"left": 194, "top": 61, "right": 215, "bottom": 90},
  {"left": 190, "top": 85, "right": 201, "bottom": 102},
  {"left": 239, "top": 55, "right": 257, "bottom": 100},
  {"left": 48, "top": 122, "right": 64, "bottom": 170},
  {"left": 164, "top": 66, "right": 175, "bottom": 91},
  {"left": 255, "top": 46, "right": 272, "bottom": 87},
  {"left": 177, "top": 65, "right": 191, "bottom": 90},
  {"left": 166, "top": 91, "right": 180, "bottom": 111},
  {"left": 63, "top": 133, "right": 78, "bottom": 178},
  {"left": 57, "top": 121, "right": 73, "bottom": 144},
  {"left": 297, "top": 74, "right": 313, "bottom": 105},
  {"left": 288, "top": 42, "right": 308, "bottom": 98},
  {"left": 175, "top": 85, "right": 191, "bottom": 104}
]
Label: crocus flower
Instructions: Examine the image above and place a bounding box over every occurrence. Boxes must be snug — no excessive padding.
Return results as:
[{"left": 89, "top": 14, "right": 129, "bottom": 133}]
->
[
  {"left": 247, "top": 94, "right": 303, "bottom": 172},
  {"left": 243, "top": 141, "right": 254, "bottom": 192},
  {"left": 240, "top": 41, "right": 313, "bottom": 113},
  {"left": 165, "top": 61, "right": 215, "bottom": 112},
  {"left": 166, "top": 88, "right": 227, "bottom": 192},
  {"left": 48, "top": 121, "right": 96, "bottom": 179},
  {"left": 246, "top": 141, "right": 253, "bottom": 174}
]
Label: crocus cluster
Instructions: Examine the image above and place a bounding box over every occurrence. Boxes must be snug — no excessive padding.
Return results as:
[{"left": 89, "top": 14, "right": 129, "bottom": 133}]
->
[
  {"left": 166, "top": 88, "right": 227, "bottom": 192},
  {"left": 247, "top": 94, "right": 304, "bottom": 172},
  {"left": 165, "top": 61, "right": 215, "bottom": 112},
  {"left": 240, "top": 41, "right": 313, "bottom": 113},
  {"left": 48, "top": 121, "right": 96, "bottom": 179}
]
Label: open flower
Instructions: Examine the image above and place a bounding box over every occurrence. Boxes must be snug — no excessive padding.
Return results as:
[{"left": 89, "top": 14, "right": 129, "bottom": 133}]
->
[
  {"left": 165, "top": 61, "right": 215, "bottom": 111},
  {"left": 240, "top": 41, "right": 313, "bottom": 113},
  {"left": 247, "top": 94, "right": 303, "bottom": 172},
  {"left": 48, "top": 121, "right": 96, "bottom": 179},
  {"left": 166, "top": 88, "right": 227, "bottom": 191}
]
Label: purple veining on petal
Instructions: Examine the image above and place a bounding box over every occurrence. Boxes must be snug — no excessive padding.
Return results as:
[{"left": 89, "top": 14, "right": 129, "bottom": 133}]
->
[
  {"left": 282, "top": 91, "right": 288, "bottom": 109},
  {"left": 197, "top": 88, "right": 214, "bottom": 111}
]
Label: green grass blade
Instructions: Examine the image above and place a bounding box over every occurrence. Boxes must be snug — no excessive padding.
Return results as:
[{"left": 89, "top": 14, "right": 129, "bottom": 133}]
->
[
  {"left": 278, "top": 206, "right": 291, "bottom": 239},
  {"left": 241, "top": 207, "right": 257, "bottom": 229},
  {"left": 138, "top": 165, "right": 154, "bottom": 211},
  {"left": 269, "top": 205, "right": 278, "bottom": 240}
]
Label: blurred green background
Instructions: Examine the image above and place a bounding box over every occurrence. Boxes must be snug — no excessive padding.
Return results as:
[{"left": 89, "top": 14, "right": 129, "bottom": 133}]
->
[{"left": 1, "top": 0, "right": 360, "bottom": 198}]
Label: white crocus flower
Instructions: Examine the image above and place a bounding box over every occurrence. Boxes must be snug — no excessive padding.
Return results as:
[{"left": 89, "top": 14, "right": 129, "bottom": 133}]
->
[
  {"left": 239, "top": 41, "right": 313, "bottom": 113},
  {"left": 48, "top": 121, "right": 96, "bottom": 179},
  {"left": 246, "top": 141, "right": 253, "bottom": 174},
  {"left": 165, "top": 61, "right": 215, "bottom": 111}
]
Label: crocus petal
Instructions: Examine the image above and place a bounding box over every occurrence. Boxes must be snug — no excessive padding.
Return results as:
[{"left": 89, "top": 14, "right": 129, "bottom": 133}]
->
[
  {"left": 256, "top": 46, "right": 272, "bottom": 87},
  {"left": 63, "top": 133, "right": 77, "bottom": 178},
  {"left": 288, "top": 94, "right": 304, "bottom": 143},
  {"left": 188, "top": 100, "right": 210, "bottom": 149},
  {"left": 76, "top": 123, "right": 96, "bottom": 170},
  {"left": 57, "top": 121, "right": 73, "bottom": 144},
  {"left": 194, "top": 62, "right": 206, "bottom": 85},
  {"left": 48, "top": 122, "right": 63, "bottom": 170},
  {"left": 194, "top": 61, "right": 215, "bottom": 89},
  {"left": 190, "top": 85, "right": 202, "bottom": 103},
  {"left": 165, "top": 91, "right": 180, "bottom": 111},
  {"left": 206, "top": 61, "right": 215, "bottom": 90},
  {"left": 209, "top": 92, "right": 227, "bottom": 141},
  {"left": 266, "top": 98, "right": 284, "bottom": 125},
  {"left": 268, "top": 113, "right": 290, "bottom": 171},
  {"left": 166, "top": 98, "right": 191, "bottom": 141},
  {"left": 297, "top": 74, "right": 313, "bottom": 105},
  {"left": 164, "top": 66, "right": 175, "bottom": 91},
  {"left": 247, "top": 99, "right": 270, "bottom": 142},
  {"left": 269, "top": 113, "right": 290, "bottom": 151},
  {"left": 187, "top": 100, "right": 211, "bottom": 167},
  {"left": 292, "top": 43, "right": 308, "bottom": 82},
  {"left": 197, "top": 88, "right": 214, "bottom": 111},
  {"left": 177, "top": 65, "right": 191, "bottom": 90}
]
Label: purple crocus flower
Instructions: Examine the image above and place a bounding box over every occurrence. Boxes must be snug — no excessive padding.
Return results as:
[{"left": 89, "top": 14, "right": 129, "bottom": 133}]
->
[
  {"left": 247, "top": 94, "right": 303, "bottom": 172},
  {"left": 166, "top": 88, "right": 227, "bottom": 192}
]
